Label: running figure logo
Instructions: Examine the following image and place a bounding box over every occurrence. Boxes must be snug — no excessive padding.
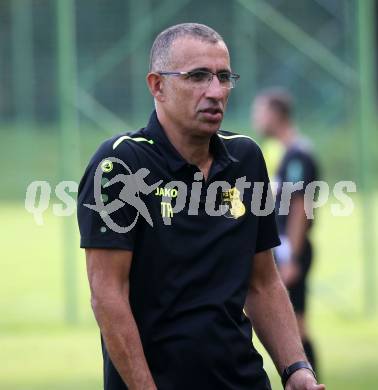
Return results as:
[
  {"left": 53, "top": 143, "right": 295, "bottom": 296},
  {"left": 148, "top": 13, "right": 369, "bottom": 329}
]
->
[{"left": 84, "top": 157, "right": 162, "bottom": 233}]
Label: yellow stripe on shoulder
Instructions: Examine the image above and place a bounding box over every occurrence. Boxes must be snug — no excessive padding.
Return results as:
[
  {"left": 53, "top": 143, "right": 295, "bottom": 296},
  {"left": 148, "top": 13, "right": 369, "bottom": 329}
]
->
[
  {"left": 113, "top": 135, "right": 154, "bottom": 150},
  {"left": 218, "top": 133, "right": 254, "bottom": 141}
]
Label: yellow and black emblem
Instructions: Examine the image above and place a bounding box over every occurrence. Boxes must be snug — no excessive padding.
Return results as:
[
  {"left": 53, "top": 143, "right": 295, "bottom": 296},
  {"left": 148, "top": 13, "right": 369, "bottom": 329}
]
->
[
  {"left": 101, "top": 159, "right": 113, "bottom": 173},
  {"left": 221, "top": 187, "right": 246, "bottom": 219}
]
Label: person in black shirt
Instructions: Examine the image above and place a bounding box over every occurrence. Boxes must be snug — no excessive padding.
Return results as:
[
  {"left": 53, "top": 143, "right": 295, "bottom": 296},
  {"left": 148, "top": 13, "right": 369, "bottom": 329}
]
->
[
  {"left": 252, "top": 88, "right": 320, "bottom": 374},
  {"left": 78, "top": 24, "right": 324, "bottom": 390}
]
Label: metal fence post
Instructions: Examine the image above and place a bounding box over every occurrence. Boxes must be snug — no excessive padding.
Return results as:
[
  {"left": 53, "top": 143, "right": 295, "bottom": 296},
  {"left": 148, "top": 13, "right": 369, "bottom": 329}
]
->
[
  {"left": 357, "top": 0, "right": 377, "bottom": 316},
  {"left": 11, "top": 0, "right": 35, "bottom": 124},
  {"left": 56, "top": 0, "right": 80, "bottom": 324}
]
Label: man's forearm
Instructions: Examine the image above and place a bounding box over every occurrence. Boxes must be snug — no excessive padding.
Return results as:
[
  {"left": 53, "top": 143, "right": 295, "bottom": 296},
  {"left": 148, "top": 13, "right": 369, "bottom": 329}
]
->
[
  {"left": 245, "top": 277, "right": 306, "bottom": 373},
  {"left": 92, "top": 296, "right": 156, "bottom": 390},
  {"left": 287, "top": 195, "right": 308, "bottom": 258}
]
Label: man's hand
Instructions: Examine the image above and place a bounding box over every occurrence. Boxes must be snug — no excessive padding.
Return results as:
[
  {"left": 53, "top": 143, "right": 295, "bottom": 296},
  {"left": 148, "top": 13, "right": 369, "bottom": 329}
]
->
[{"left": 285, "top": 369, "right": 325, "bottom": 390}]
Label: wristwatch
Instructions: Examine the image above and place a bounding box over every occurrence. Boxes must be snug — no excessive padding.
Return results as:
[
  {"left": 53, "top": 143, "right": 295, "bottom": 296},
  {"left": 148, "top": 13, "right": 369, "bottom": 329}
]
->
[{"left": 281, "top": 361, "right": 316, "bottom": 388}]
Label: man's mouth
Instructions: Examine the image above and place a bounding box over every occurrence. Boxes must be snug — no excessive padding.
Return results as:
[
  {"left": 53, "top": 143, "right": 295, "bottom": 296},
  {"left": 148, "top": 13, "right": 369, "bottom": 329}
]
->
[{"left": 199, "top": 108, "right": 223, "bottom": 121}]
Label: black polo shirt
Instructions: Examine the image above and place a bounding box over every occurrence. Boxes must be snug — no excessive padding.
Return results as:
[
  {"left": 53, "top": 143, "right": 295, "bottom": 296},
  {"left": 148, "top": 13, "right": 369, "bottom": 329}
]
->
[{"left": 77, "top": 110, "right": 280, "bottom": 390}]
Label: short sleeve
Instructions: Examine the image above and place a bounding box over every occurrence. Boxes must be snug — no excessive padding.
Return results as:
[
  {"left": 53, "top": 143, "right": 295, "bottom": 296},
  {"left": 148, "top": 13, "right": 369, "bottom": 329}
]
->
[
  {"left": 77, "top": 139, "right": 138, "bottom": 250},
  {"left": 254, "top": 147, "right": 281, "bottom": 253}
]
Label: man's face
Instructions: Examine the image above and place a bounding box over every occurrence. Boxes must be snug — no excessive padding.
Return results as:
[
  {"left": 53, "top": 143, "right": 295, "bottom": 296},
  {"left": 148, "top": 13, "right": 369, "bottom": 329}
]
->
[
  {"left": 159, "top": 37, "right": 232, "bottom": 137},
  {"left": 252, "top": 97, "right": 280, "bottom": 138}
]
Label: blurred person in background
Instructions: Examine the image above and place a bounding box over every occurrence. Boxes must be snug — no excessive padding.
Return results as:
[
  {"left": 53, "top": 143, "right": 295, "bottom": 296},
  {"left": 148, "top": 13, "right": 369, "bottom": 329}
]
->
[{"left": 252, "top": 89, "right": 320, "bottom": 374}]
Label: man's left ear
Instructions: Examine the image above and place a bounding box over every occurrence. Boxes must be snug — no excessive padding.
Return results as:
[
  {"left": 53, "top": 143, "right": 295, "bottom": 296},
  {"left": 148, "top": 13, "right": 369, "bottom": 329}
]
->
[{"left": 146, "top": 73, "right": 165, "bottom": 102}]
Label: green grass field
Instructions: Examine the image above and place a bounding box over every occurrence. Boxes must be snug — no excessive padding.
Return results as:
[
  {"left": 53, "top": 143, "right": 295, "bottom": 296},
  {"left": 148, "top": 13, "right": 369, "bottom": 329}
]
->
[{"left": 1, "top": 196, "right": 378, "bottom": 389}]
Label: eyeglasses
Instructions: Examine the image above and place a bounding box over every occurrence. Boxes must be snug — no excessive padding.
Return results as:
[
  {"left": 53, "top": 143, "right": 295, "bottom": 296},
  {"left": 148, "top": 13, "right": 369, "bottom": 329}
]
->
[{"left": 157, "top": 69, "right": 240, "bottom": 89}]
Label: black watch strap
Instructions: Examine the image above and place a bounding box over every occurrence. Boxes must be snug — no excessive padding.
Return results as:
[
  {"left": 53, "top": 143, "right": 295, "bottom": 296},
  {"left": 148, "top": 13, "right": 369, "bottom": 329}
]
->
[{"left": 281, "top": 361, "right": 316, "bottom": 388}]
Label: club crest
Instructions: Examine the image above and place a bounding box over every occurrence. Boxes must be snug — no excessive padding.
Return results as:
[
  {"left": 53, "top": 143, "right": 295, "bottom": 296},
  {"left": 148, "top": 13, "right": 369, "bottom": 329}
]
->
[{"left": 221, "top": 187, "right": 246, "bottom": 219}]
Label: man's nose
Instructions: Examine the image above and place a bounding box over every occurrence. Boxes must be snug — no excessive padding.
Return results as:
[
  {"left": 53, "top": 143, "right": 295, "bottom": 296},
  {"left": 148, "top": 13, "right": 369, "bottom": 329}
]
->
[{"left": 205, "top": 75, "right": 227, "bottom": 100}]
